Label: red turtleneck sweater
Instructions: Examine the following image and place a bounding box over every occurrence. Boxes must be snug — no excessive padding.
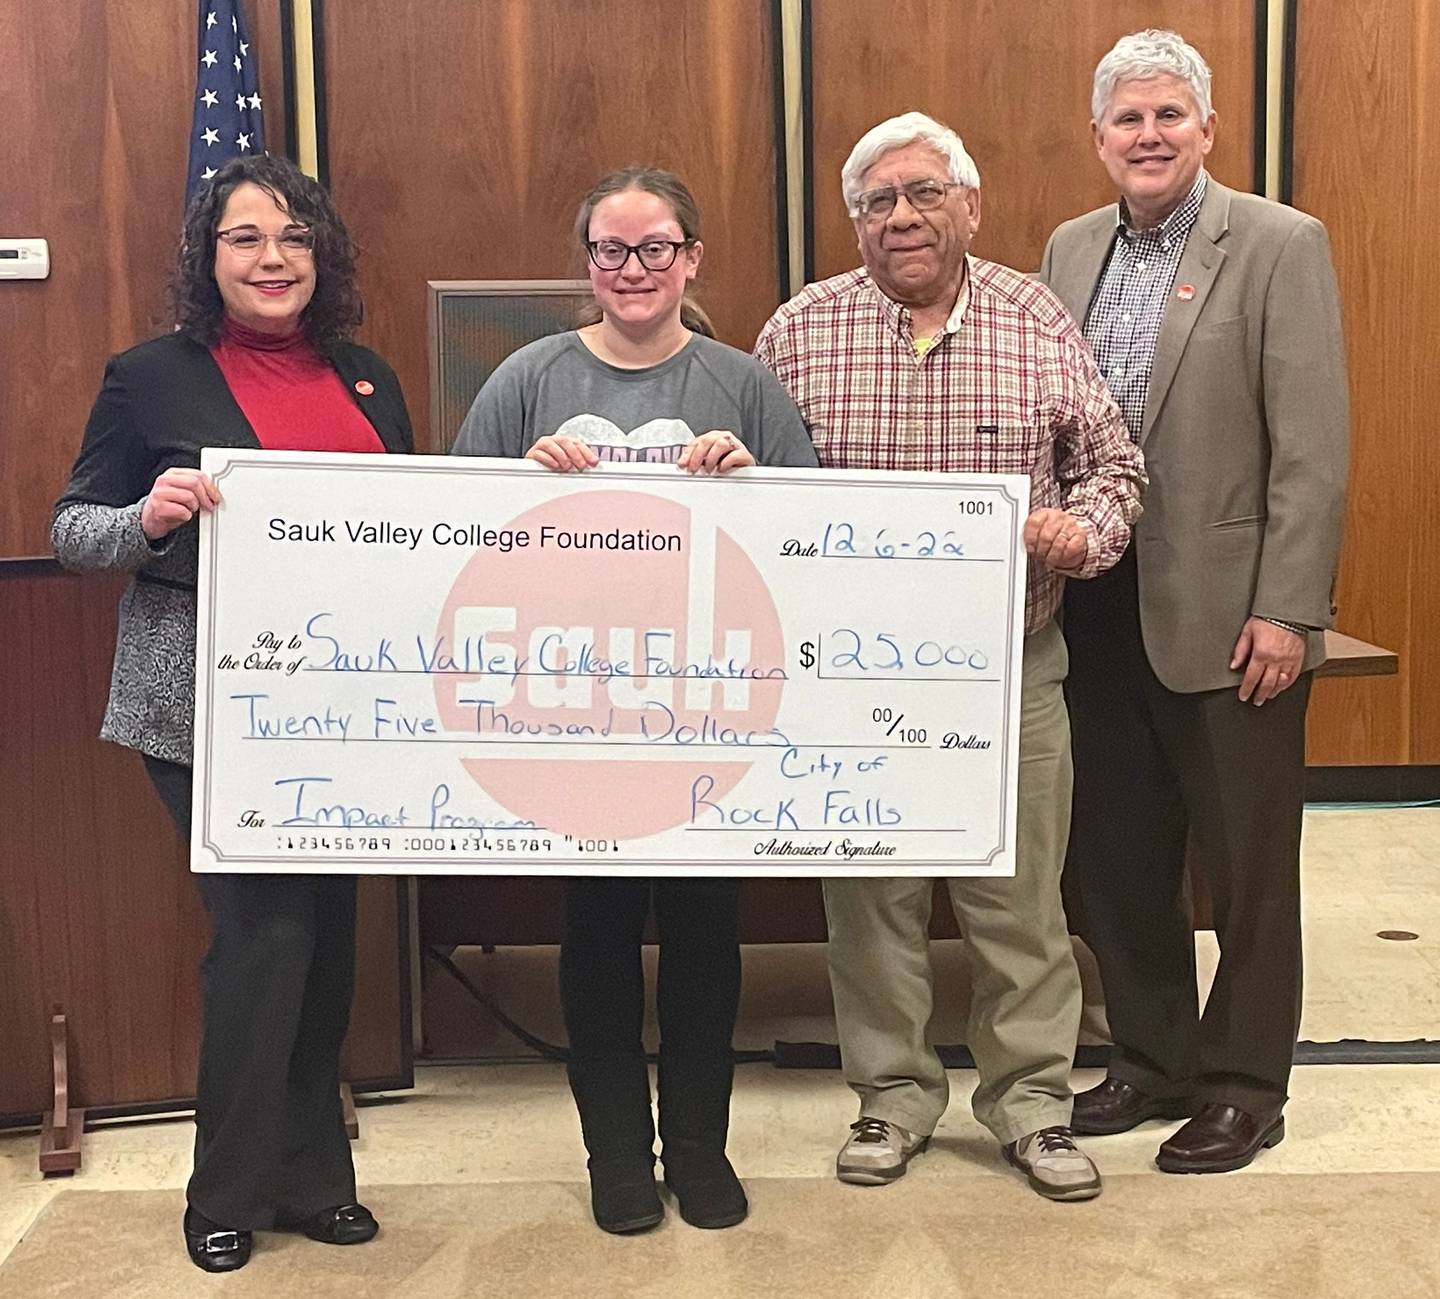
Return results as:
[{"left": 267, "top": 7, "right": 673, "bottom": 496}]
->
[{"left": 209, "top": 317, "right": 385, "bottom": 453}]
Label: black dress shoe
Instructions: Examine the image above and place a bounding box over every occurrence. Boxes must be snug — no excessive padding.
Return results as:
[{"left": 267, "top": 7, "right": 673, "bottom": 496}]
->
[
  {"left": 662, "top": 1145, "right": 748, "bottom": 1230},
  {"left": 1156, "top": 1103, "right": 1285, "bottom": 1174},
  {"left": 183, "top": 1206, "right": 253, "bottom": 1273},
  {"left": 587, "top": 1155, "right": 665, "bottom": 1234},
  {"left": 281, "top": 1203, "right": 380, "bottom": 1245},
  {"left": 1071, "top": 1077, "right": 1195, "bottom": 1136}
]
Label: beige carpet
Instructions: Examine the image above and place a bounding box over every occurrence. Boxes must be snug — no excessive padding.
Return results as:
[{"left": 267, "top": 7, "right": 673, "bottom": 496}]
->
[{"left": 4, "top": 1174, "right": 1438, "bottom": 1299}]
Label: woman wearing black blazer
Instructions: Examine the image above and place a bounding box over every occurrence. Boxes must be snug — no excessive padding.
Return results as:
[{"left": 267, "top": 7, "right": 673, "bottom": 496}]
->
[{"left": 52, "top": 155, "right": 413, "bottom": 1274}]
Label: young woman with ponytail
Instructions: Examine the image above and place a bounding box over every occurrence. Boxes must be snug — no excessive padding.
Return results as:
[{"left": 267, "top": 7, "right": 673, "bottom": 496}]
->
[{"left": 454, "top": 167, "right": 815, "bottom": 1235}]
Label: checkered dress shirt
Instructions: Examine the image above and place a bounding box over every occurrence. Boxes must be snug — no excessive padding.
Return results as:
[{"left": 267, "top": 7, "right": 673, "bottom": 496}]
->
[
  {"left": 1083, "top": 171, "right": 1208, "bottom": 439},
  {"left": 755, "top": 257, "right": 1146, "bottom": 634}
]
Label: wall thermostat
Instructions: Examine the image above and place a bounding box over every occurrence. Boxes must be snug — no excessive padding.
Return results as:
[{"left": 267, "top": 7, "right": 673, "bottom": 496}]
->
[{"left": 0, "top": 239, "right": 50, "bottom": 280}]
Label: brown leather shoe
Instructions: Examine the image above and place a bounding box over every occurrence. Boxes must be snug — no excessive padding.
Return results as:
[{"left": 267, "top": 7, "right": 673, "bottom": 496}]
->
[
  {"left": 1070, "top": 1077, "right": 1194, "bottom": 1135},
  {"left": 1156, "top": 1103, "right": 1285, "bottom": 1173}
]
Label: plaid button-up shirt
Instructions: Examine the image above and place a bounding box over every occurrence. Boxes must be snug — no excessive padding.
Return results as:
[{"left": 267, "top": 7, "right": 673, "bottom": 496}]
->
[
  {"left": 755, "top": 258, "right": 1146, "bottom": 633},
  {"left": 1084, "top": 171, "right": 1208, "bottom": 439}
]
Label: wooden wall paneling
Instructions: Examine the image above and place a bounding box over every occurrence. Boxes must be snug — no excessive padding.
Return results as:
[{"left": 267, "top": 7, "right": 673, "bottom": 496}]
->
[
  {"left": 420, "top": 877, "right": 565, "bottom": 950},
  {"left": 0, "top": 1, "right": 289, "bottom": 561},
  {"left": 1, "top": 568, "right": 410, "bottom": 1123},
  {"left": 1397, "top": 6, "right": 1440, "bottom": 766},
  {"left": 0, "top": 2, "right": 189, "bottom": 559},
  {"left": 250, "top": 0, "right": 291, "bottom": 163},
  {"left": 808, "top": 1, "right": 1257, "bottom": 280},
  {"left": 321, "top": 0, "right": 783, "bottom": 450},
  {"left": 1293, "top": 0, "right": 1431, "bottom": 765},
  {"left": 417, "top": 879, "right": 963, "bottom": 953},
  {"left": 342, "top": 878, "right": 411, "bottom": 1084},
  {"left": 1, "top": 569, "right": 207, "bottom": 1118},
  {"left": 1412, "top": 37, "right": 1440, "bottom": 768}
]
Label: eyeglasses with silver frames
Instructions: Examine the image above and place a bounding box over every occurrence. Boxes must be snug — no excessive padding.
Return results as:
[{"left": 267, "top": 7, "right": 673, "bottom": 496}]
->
[
  {"left": 854, "top": 179, "right": 963, "bottom": 220},
  {"left": 216, "top": 226, "right": 315, "bottom": 257}
]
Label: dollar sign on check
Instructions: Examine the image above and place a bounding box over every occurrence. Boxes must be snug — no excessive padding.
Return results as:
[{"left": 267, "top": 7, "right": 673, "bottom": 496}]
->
[{"left": 798, "top": 640, "right": 816, "bottom": 670}]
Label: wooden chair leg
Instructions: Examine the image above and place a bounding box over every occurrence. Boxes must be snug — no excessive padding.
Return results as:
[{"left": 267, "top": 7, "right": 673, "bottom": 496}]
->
[
  {"left": 341, "top": 1081, "right": 359, "bottom": 1141},
  {"left": 39, "top": 1010, "right": 85, "bottom": 1176}
]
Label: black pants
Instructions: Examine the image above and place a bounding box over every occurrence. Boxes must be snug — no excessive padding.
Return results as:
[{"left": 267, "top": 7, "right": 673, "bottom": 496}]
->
[
  {"left": 560, "top": 877, "right": 741, "bottom": 1163},
  {"left": 145, "top": 756, "right": 358, "bottom": 1228},
  {"left": 1063, "top": 549, "right": 1310, "bottom": 1113}
]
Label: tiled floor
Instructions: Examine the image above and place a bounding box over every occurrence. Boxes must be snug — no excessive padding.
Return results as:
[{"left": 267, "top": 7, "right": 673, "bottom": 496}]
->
[{"left": 2, "top": 807, "right": 1437, "bottom": 1277}]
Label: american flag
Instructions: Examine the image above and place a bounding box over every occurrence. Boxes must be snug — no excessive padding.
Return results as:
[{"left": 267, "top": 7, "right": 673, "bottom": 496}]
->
[{"left": 186, "top": 0, "right": 265, "bottom": 203}]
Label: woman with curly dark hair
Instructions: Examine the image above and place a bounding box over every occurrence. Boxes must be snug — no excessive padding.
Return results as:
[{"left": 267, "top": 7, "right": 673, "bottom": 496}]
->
[{"left": 51, "top": 153, "right": 413, "bottom": 1274}]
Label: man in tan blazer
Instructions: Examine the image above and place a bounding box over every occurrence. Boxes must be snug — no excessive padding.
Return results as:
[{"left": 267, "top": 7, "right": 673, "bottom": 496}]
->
[{"left": 1039, "top": 29, "right": 1348, "bottom": 1173}]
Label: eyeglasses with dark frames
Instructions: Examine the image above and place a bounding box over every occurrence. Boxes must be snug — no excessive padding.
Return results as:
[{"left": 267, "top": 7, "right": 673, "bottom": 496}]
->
[
  {"left": 585, "top": 238, "right": 692, "bottom": 272},
  {"left": 216, "top": 226, "right": 315, "bottom": 257},
  {"left": 854, "top": 179, "right": 963, "bottom": 220}
]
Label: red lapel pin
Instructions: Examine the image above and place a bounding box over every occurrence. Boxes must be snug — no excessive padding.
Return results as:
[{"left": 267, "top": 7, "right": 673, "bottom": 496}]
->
[
  {"left": 1176, "top": 284, "right": 1195, "bottom": 301},
  {"left": 354, "top": 379, "right": 375, "bottom": 395}
]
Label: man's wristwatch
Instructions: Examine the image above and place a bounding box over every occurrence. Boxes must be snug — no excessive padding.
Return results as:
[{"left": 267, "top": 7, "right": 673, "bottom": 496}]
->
[{"left": 1257, "top": 616, "right": 1309, "bottom": 636}]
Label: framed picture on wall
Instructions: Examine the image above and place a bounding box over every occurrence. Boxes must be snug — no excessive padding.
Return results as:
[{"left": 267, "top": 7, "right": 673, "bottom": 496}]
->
[{"left": 427, "top": 280, "right": 592, "bottom": 453}]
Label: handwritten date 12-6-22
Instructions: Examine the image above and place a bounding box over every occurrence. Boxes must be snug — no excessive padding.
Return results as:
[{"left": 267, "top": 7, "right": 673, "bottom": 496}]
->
[{"left": 781, "top": 510, "right": 996, "bottom": 561}]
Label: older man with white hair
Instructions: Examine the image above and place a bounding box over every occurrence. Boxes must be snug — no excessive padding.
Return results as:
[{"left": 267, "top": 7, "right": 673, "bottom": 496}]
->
[
  {"left": 1040, "top": 30, "right": 1348, "bottom": 1173},
  {"left": 756, "top": 112, "right": 1145, "bottom": 1201}
]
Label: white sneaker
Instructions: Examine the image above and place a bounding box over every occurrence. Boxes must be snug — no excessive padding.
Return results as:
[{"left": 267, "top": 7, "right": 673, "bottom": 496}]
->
[
  {"left": 1003, "top": 1126, "right": 1103, "bottom": 1201},
  {"left": 835, "top": 1117, "right": 929, "bottom": 1185}
]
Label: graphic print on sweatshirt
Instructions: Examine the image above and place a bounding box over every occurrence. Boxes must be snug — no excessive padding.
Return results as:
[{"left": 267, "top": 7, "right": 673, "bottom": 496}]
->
[{"left": 551, "top": 414, "right": 697, "bottom": 464}]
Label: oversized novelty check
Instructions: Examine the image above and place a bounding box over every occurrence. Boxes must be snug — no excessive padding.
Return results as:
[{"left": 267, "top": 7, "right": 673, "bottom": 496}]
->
[{"left": 192, "top": 449, "right": 1029, "bottom": 876}]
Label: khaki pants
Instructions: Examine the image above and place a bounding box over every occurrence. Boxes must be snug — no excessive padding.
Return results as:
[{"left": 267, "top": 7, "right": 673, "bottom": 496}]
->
[{"left": 823, "top": 620, "right": 1079, "bottom": 1146}]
